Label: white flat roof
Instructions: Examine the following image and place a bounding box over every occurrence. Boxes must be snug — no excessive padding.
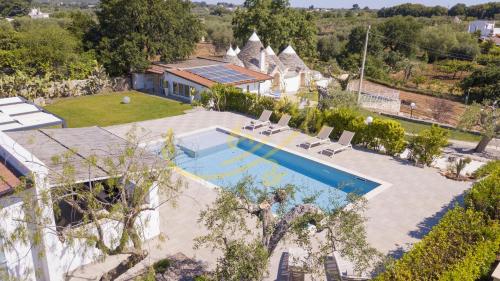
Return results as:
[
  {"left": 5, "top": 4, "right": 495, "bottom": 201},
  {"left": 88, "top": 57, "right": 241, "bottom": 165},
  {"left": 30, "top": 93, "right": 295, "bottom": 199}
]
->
[
  {"left": 0, "top": 97, "right": 23, "bottom": 106},
  {"left": 0, "top": 97, "right": 64, "bottom": 131},
  {"left": 0, "top": 103, "right": 40, "bottom": 116},
  {"left": 0, "top": 113, "right": 15, "bottom": 125}
]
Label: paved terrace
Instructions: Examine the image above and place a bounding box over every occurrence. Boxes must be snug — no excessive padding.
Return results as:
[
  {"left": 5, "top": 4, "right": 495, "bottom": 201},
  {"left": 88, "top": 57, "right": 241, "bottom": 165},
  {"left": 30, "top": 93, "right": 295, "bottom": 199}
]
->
[{"left": 68, "top": 109, "right": 470, "bottom": 280}]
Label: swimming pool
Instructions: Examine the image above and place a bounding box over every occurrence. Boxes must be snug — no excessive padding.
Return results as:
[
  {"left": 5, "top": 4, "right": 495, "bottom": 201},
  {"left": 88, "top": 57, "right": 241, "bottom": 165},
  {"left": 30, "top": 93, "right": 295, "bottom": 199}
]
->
[{"left": 165, "top": 128, "right": 382, "bottom": 208}]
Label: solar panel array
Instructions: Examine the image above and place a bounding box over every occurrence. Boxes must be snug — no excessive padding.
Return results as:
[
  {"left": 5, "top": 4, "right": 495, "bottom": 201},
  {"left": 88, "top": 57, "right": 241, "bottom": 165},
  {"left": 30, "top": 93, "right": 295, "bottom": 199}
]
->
[{"left": 186, "top": 65, "right": 254, "bottom": 84}]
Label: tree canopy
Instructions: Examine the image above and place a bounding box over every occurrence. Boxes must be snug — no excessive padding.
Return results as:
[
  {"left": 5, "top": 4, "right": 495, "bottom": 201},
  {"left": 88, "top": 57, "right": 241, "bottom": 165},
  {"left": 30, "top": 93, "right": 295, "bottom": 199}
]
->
[
  {"left": 195, "top": 177, "right": 380, "bottom": 280},
  {"left": 96, "top": 0, "right": 202, "bottom": 76},
  {"left": 232, "top": 0, "right": 318, "bottom": 58},
  {"left": 377, "top": 3, "right": 448, "bottom": 18},
  {"left": 460, "top": 65, "right": 500, "bottom": 103},
  {"left": 0, "top": 19, "right": 97, "bottom": 80},
  {"left": 0, "top": 0, "right": 31, "bottom": 17}
]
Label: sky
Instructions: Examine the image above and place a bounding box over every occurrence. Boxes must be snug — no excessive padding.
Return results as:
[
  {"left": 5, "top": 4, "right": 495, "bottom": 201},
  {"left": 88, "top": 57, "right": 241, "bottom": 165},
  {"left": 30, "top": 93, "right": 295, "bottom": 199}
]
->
[{"left": 206, "top": 0, "right": 489, "bottom": 9}]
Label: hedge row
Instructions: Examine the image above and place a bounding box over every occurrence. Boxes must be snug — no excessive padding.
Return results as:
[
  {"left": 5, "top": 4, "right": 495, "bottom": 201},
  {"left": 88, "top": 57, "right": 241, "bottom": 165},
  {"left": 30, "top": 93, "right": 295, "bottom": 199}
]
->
[
  {"left": 200, "top": 85, "right": 407, "bottom": 156},
  {"left": 375, "top": 167, "right": 500, "bottom": 281}
]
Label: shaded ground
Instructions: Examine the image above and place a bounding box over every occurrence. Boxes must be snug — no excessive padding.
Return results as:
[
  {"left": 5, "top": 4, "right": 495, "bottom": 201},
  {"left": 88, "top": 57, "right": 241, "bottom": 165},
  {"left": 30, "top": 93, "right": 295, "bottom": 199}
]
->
[{"left": 45, "top": 91, "right": 192, "bottom": 127}]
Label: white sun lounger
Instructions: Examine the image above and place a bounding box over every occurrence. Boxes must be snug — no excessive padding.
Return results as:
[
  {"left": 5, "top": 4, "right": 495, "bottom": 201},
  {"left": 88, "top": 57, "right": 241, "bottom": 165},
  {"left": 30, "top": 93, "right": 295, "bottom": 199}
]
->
[
  {"left": 320, "top": 131, "right": 355, "bottom": 157},
  {"left": 299, "top": 126, "right": 333, "bottom": 149},
  {"left": 244, "top": 110, "right": 272, "bottom": 130},
  {"left": 261, "top": 114, "right": 291, "bottom": 135}
]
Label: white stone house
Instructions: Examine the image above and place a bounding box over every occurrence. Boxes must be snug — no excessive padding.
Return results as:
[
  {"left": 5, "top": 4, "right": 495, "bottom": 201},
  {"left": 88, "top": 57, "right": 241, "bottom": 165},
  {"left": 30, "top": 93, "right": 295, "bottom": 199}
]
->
[
  {"left": 28, "top": 8, "right": 49, "bottom": 19},
  {"left": 468, "top": 20, "right": 497, "bottom": 38},
  {"left": 0, "top": 127, "right": 161, "bottom": 281},
  {"left": 232, "top": 32, "right": 330, "bottom": 95},
  {"left": 132, "top": 58, "right": 273, "bottom": 102}
]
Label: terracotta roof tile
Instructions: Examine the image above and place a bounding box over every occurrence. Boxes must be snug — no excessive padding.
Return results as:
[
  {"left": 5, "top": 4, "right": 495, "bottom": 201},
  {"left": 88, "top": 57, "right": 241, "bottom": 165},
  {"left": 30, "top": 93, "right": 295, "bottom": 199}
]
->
[
  {"left": 146, "top": 65, "right": 166, "bottom": 74},
  {"left": 0, "top": 162, "right": 21, "bottom": 197}
]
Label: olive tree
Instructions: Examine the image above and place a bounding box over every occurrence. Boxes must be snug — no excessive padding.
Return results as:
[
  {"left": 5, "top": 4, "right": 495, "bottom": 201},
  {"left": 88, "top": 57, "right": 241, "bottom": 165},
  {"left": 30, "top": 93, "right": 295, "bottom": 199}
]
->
[
  {"left": 459, "top": 102, "right": 499, "bottom": 153},
  {"left": 195, "top": 178, "right": 380, "bottom": 280},
  {"left": 0, "top": 129, "right": 182, "bottom": 281}
]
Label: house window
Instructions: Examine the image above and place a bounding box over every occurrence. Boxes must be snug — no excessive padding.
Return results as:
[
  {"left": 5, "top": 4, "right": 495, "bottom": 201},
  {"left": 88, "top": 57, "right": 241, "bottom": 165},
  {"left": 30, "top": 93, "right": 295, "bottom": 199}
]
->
[{"left": 173, "top": 82, "right": 179, "bottom": 96}]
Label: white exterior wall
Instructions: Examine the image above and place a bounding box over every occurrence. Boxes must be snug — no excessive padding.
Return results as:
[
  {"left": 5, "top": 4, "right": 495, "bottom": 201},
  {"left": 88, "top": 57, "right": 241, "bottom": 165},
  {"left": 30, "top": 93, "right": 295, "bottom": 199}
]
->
[
  {"left": 163, "top": 73, "right": 209, "bottom": 101},
  {"left": 0, "top": 197, "right": 38, "bottom": 281},
  {"left": 132, "top": 73, "right": 155, "bottom": 92},
  {"left": 468, "top": 21, "right": 495, "bottom": 37},
  {"left": 283, "top": 75, "right": 301, "bottom": 94},
  {"left": 0, "top": 132, "right": 161, "bottom": 281},
  {"left": 164, "top": 72, "right": 271, "bottom": 101}
]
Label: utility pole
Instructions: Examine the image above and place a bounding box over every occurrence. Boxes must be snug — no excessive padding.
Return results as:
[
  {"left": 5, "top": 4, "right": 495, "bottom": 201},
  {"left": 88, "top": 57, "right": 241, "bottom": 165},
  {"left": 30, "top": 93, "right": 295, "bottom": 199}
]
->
[{"left": 357, "top": 25, "right": 371, "bottom": 104}]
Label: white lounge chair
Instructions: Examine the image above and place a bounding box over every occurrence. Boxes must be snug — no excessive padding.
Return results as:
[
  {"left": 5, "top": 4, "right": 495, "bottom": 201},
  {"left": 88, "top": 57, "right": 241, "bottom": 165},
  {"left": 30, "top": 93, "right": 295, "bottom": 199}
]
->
[
  {"left": 261, "top": 114, "right": 291, "bottom": 135},
  {"left": 320, "top": 131, "right": 355, "bottom": 157},
  {"left": 244, "top": 110, "right": 272, "bottom": 130},
  {"left": 299, "top": 126, "right": 333, "bottom": 149}
]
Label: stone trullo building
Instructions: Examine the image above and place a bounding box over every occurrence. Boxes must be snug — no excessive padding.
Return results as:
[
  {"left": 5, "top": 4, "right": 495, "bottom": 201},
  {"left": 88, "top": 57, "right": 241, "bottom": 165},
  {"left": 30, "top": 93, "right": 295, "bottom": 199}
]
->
[{"left": 225, "top": 32, "right": 326, "bottom": 95}]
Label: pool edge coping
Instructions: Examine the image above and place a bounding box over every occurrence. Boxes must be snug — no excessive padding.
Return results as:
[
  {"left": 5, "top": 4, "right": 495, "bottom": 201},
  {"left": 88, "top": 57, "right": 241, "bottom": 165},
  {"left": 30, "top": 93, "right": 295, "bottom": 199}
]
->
[{"left": 143, "top": 125, "right": 393, "bottom": 201}]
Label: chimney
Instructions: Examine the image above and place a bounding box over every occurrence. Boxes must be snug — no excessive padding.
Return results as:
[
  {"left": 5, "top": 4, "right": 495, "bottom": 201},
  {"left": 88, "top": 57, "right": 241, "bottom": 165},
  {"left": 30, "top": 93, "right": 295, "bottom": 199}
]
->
[{"left": 260, "top": 47, "right": 266, "bottom": 73}]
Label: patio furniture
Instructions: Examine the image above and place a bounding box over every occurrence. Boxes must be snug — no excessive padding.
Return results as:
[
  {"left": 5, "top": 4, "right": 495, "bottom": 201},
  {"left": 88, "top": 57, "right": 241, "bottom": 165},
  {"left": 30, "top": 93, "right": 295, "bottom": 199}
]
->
[
  {"left": 261, "top": 114, "right": 291, "bottom": 135},
  {"left": 277, "top": 251, "right": 307, "bottom": 281},
  {"left": 325, "top": 254, "right": 370, "bottom": 281},
  {"left": 320, "top": 131, "right": 355, "bottom": 157},
  {"left": 299, "top": 126, "right": 333, "bottom": 149},
  {"left": 244, "top": 110, "right": 272, "bottom": 130}
]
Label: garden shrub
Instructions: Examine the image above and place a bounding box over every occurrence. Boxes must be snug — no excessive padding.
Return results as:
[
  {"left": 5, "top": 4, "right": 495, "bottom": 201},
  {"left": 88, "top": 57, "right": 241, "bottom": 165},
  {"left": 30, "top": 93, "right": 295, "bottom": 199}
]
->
[
  {"left": 438, "top": 238, "right": 499, "bottom": 281},
  {"left": 204, "top": 85, "right": 409, "bottom": 156},
  {"left": 374, "top": 207, "right": 500, "bottom": 281},
  {"left": 153, "top": 258, "right": 171, "bottom": 274},
  {"left": 323, "top": 107, "right": 366, "bottom": 144},
  {"left": 249, "top": 95, "right": 275, "bottom": 118},
  {"left": 473, "top": 160, "right": 500, "bottom": 179},
  {"left": 272, "top": 98, "right": 301, "bottom": 125},
  {"left": 408, "top": 125, "right": 449, "bottom": 166},
  {"left": 465, "top": 168, "right": 500, "bottom": 221},
  {"left": 299, "top": 107, "right": 324, "bottom": 134},
  {"left": 363, "top": 119, "right": 406, "bottom": 155}
]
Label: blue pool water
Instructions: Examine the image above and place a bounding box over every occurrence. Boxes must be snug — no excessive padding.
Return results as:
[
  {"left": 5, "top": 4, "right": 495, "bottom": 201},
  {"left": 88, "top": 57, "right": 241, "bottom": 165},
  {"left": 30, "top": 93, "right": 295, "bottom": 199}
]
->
[{"left": 171, "top": 129, "right": 379, "bottom": 208}]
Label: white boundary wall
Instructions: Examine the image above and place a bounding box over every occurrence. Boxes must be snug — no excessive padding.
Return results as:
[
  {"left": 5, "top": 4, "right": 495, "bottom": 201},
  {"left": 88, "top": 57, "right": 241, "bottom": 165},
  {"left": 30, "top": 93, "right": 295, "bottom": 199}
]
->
[{"left": 0, "top": 132, "right": 160, "bottom": 281}]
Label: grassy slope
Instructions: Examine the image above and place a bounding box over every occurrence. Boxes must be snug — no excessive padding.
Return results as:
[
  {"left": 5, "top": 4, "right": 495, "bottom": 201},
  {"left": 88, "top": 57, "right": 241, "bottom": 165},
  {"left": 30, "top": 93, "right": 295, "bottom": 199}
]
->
[
  {"left": 357, "top": 109, "right": 481, "bottom": 142},
  {"left": 45, "top": 91, "right": 192, "bottom": 128}
]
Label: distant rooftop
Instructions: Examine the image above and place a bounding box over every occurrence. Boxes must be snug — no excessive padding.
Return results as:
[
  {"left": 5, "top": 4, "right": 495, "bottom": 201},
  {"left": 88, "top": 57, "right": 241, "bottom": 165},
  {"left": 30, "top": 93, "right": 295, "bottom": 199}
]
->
[{"left": 0, "top": 97, "right": 64, "bottom": 132}]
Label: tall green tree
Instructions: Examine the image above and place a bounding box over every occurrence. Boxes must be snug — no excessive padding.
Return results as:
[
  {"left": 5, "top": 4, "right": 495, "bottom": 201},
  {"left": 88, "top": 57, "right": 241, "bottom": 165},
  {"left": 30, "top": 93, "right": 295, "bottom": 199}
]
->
[
  {"left": 460, "top": 65, "right": 500, "bottom": 103},
  {"left": 0, "top": 0, "right": 31, "bottom": 17},
  {"left": 232, "top": 0, "right": 317, "bottom": 58},
  {"left": 0, "top": 19, "right": 97, "bottom": 80},
  {"left": 96, "top": 0, "right": 202, "bottom": 76},
  {"left": 377, "top": 16, "right": 423, "bottom": 57}
]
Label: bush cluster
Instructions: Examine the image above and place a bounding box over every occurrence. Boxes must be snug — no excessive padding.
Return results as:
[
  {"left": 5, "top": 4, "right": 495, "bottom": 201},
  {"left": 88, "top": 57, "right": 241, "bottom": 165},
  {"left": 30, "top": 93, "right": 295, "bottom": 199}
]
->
[
  {"left": 375, "top": 165, "right": 500, "bottom": 280},
  {"left": 407, "top": 125, "right": 449, "bottom": 166},
  {"left": 200, "top": 85, "right": 408, "bottom": 156}
]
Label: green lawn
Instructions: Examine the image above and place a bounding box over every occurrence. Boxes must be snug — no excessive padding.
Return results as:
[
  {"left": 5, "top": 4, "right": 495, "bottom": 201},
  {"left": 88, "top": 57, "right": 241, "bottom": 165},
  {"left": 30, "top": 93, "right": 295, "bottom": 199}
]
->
[
  {"left": 357, "top": 109, "right": 481, "bottom": 142},
  {"left": 45, "top": 91, "right": 192, "bottom": 128}
]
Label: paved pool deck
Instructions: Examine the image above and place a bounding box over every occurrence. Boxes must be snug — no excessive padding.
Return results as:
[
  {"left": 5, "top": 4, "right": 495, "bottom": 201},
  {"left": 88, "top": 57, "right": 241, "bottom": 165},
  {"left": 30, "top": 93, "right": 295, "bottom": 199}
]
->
[{"left": 68, "top": 109, "right": 470, "bottom": 280}]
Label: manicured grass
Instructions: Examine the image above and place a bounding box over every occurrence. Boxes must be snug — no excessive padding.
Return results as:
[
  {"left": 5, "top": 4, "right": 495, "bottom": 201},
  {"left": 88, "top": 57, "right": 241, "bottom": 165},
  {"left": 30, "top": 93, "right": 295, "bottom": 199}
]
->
[
  {"left": 45, "top": 91, "right": 192, "bottom": 128},
  {"left": 357, "top": 109, "right": 481, "bottom": 142}
]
